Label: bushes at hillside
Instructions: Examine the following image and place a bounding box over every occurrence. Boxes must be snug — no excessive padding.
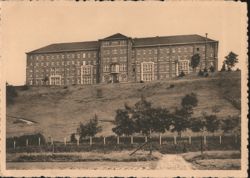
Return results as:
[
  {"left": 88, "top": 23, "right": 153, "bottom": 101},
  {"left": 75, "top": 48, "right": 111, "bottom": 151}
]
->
[
  {"left": 6, "top": 83, "right": 18, "bottom": 105},
  {"left": 6, "top": 133, "right": 46, "bottom": 148}
]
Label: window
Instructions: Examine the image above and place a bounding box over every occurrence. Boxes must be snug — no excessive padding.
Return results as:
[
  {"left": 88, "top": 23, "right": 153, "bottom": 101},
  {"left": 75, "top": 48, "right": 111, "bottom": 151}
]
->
[
  {"left": 112, "top": 49, "right": 117, "bottom": 54},
  {"left": 179, "top": 60, "right": 189, "bottom": 74},
  {"left": 61, "top": 54, "right": 65, "bottom": 59},
  {"left": 83, "top": 53, "right": 86, "bottom": 58},
  {"left": 172, "top": 48, "right": 176, "bottom": 53},
  {"left": 111, "top": 64, "right": 119, "bottom": 73},
  {"left": 141, "top": 62, "right": 154, "bottom": 82},
  {"left": 137, "top": 50, "right": 141, "bottom": 55},
  {"left": 120, "top": 64, "right": 126, "bottom": 71},
  {"left": 111, "top": 41, "right": 119, "bottom": 46},
  {"left": 104, "top": 65, "right": 110, "bottom": 72}
]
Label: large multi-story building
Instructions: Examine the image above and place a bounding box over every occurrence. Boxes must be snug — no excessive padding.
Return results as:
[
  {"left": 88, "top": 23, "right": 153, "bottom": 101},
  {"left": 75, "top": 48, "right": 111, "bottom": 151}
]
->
[{"left": 26, "top": 33, "right": 218, "bottom": 86}]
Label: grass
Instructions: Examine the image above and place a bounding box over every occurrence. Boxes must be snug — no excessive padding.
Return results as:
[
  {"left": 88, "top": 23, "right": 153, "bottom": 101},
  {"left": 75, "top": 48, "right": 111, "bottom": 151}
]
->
[
  {"left": 6, "top": 71, "right": 240, "bottom": 141},
  {"left": 7, "top": 150, "right": 162, "bottom": 162},
  {"left": 182, "top": 150, "right": 241, "bottom": 170}
]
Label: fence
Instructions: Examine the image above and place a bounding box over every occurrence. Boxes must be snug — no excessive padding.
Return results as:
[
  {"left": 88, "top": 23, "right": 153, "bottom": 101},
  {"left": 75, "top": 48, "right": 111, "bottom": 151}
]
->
[{"left": 6, "top": 134, "right": 241, "bottom": 154}]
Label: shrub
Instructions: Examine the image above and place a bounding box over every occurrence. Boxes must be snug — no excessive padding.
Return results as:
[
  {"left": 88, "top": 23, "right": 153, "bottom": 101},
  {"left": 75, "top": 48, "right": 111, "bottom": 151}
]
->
[{"left": 178, "top": 71, "right": 185, "bottom": 78}]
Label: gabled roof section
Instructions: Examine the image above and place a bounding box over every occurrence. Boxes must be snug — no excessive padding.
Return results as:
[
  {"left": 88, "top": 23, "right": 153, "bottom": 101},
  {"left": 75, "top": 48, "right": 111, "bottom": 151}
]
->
[
  {"left": 27, "top": 41, "right": 99, "bottom": 54},
  {"left": 102, "top": 33, "right": 129, "bottom": 40},
  {"left": 133, "top": 34, "right": 217, "bottom": 47}
]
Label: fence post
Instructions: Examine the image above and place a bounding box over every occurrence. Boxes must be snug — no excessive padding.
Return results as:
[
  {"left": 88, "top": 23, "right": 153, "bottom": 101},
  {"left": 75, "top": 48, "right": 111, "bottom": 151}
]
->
[
  {"left": 189, "top": 136, "right": 192, "bottom": 144},
  {"left": 145, "top": 136, "right": 147, "bottom": 143},
  {"left": 103, "top": 137, "right": 106, "bottom": 145},
  {"left": 131, "top": 136, "right": 133, "bottom": 144},
  {"left": 159, "top": 134, "right": 162, "bottom": 145},
  {"left": 38, "top": 137, "right": 41, "bottom": 146},
  {"left": 64, "top": 137, "right": 67, "bottom": 146},
  {"left": 26, "top": 139, "right": 29, "bottom": 147},
  {"left": 174, "top": 136, "right": 176, "bottom": 145},
  {"left": 117, "top": 136, "right": 119, "bottom": 144},
  {"left": 90, "top": 136, "right": 92, "bottom": 146},
  {"left": 14, "top": 140, "right": 16, "bottom": 149},
  {"left": 219, "top": 135, "right": 222, "bottom": 144},
  {"left": 51, "top": 137, "right": 54, "bottom": 145},
  {"left": 204, "top": 135, "right": 207, "bottom": 145},
  {"left": 77, "top": 138, "right": 79, "bottom": 146}
]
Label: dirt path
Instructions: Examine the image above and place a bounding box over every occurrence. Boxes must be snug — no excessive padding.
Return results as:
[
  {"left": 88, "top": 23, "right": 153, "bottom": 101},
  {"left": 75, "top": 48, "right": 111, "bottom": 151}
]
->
[{"left": 156, "top": 154, "right": 194, "bottom": 170}]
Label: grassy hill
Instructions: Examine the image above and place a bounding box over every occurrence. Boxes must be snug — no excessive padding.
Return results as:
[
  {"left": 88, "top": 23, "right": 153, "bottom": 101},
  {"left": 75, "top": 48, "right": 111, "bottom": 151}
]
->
[{"left": 6, "top": 72, "right": 241, "bottom": 141}]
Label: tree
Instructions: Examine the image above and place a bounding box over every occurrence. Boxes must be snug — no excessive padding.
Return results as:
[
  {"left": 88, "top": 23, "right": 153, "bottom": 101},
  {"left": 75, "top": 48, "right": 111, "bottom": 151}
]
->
[
  {"left": 171, "top": 108, "right": 191, "bottom": 137},
  {"left": 112, "top": 109, "right": 135, "bottom": 136},
  {"left": 221, "top": 115, "right": 240, "bottom": 135},
  {"left": 204, "top": 114, "right": 220, "bottom": 134},
  {"left": 171, "top": 93, "right": 198, "bottom": 137},
  {"left": 77, "top": 114, "right": 102, "bottom": 139},
  {"left": 191, "top": 53, "right": 200, "bottom": 72},
  {"left": 220, "top": 62, "right": 227, "bottom": 72},
  {"left": 224, "top": 52, "right": 239, "bottom": 71},
  {"left": 181, "top": 92, "right": 198, "bottom": 112}
]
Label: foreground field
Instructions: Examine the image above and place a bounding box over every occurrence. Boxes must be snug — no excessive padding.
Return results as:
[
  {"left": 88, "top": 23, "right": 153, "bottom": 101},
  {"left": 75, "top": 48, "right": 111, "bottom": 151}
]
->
[
  {"left": 7, "top": 72, "right": 240, "bottom": 140},
  {"left": 6, "top": 150, "right": 240, "bottom": 170},
  {"left": 182, "top": 150, "right": 241, "bottom": 170}
]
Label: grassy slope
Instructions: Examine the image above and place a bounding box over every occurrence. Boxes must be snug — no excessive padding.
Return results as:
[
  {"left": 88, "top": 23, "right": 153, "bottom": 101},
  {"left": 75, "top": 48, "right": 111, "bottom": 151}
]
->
[{"left": 7, "top": 72, "right": 241, "bottom": 141}]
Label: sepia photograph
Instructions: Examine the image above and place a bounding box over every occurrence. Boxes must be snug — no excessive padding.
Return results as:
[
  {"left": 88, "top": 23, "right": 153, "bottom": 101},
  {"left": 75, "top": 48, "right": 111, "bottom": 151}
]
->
[{"left": 0, "top": 1, "right": 248, "bottom": 177}]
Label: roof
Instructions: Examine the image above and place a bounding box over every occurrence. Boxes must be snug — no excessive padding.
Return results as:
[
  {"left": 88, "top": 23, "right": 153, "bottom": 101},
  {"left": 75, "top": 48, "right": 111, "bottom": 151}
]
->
[
  {"left": 27, "top": 33, "right": 217, "bottom": 54},
  {"left": 27, "top": 41, "right": 99, "bottom": 54},
  {"left": 133, "top": 34, "right": 217, "bottom": 47},
  {"left": 101, "top": 33, "right": 129, "bottom": 40}
]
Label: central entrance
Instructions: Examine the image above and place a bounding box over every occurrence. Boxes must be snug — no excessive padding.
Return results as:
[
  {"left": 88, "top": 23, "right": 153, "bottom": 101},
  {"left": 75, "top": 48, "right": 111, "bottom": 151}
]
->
[{"left": 110, "top": 63, "right": 120, "bottom": 83}]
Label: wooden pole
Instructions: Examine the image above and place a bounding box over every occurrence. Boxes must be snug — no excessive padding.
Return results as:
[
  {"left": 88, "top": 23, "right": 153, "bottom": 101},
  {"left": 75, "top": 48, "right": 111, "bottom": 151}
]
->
[
  {"left": 90, "top": 136, "right": 92, "bottom": 146},
  {"left": 38, "top": 137, "right": 41, "bottom": 146},
  {"left": 14, "top": 140, "right": 16, "bottom": 149},
  {"left": 64, "top": 137, "right": 67, "bottom": 146},
  {"left": 174, "top": 136, "right": 177, "bottom": 145},
  {"left": 77, "top": 138, "right": 79, "bottom": 146},
  {"left": 103, "top": 137, "right": 106, "bottom": 145},
  {"left": 145, "top": 136, "right": 147, "bottom": 143},
  {"left": 219, "top": 135, "right": 222, "bottom": 144},
  {"left": 131, "top": 136, "right": 133, "bottom": 144},
  {"left": 26, "top": 139, "right": 29, "bottom": 147},
  {"left": 204, "top": 135, "right": 207, "bottom": 145},
  {"left": 117, "top": 136, "right": 119, "bottom": 144},
  {"left": 189, "top": 136, "right": 192, "bottom": 144},
  {"left": 159, "top": 134, "right": 162, "bottom": 145}
]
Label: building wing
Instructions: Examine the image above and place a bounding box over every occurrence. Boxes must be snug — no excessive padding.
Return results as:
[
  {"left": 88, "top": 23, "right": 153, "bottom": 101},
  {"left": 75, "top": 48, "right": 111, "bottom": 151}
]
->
[
  {"left": 27, "top": 41, "right": 99, "bottom": 54},
  {"left": 133, "top": 34, "right": 217, "bottom": 47}
]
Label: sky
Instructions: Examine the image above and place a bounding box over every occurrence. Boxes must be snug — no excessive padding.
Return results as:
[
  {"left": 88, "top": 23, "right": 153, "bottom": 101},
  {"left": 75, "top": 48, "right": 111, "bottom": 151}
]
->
[{"left": 1, "top": 1, "right": 247, "bottom": 85}]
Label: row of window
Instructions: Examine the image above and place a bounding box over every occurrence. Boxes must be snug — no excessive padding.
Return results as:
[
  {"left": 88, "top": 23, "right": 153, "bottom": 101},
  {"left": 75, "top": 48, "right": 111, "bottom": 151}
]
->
[
  {"left": 29, "top": 52, "right": 97, "bottom": 61},
  {"left": 103, "top": 64, "right": 127, "bottom": 72},
  {"left": 102, "top": 49, "right": 127, "bottom": 55},
  {"left": 102, "top": 56, "right": 127, "bottom": 63},
  {"left": 29, "top": 60, "right": 96, "bottom": 67},
  {"left": 136, "top": 46, "right": 195, "bottom": 55},
  {"left": 102, "top": 40, "right": 127, "bottom": 47}
]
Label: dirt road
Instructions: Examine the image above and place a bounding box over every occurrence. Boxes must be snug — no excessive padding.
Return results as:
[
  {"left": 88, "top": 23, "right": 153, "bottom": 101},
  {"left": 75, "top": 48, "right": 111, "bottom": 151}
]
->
[{"left": 156, "top": 155, "right": 194, "bottom": 170}]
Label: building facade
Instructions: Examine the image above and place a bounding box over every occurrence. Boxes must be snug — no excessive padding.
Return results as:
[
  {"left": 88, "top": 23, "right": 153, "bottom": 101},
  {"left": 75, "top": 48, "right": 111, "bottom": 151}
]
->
[{"left": 26, "top": 33, "right": 218, "bottom": 86}]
